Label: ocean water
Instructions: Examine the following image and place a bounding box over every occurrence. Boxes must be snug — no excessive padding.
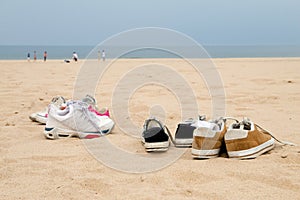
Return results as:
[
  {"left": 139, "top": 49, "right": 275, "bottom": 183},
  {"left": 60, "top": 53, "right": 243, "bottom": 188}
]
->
[{"left": 0, "top": 45, "right": 299, "bottom": 60}]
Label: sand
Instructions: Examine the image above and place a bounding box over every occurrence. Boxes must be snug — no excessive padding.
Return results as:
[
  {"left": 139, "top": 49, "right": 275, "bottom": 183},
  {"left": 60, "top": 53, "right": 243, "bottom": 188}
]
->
[{"left": 0, "top": 58, "right": 300, "bottom": 199}]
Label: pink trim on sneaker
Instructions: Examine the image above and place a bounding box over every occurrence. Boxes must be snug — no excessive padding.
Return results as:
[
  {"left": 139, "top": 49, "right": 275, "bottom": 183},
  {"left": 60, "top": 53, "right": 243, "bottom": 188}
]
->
[
  {"left": 84, "top": 134, "right": 101, "bottom": 139},
  {"left": 88, "top": 106, "right": 110, "bottom": 117}
]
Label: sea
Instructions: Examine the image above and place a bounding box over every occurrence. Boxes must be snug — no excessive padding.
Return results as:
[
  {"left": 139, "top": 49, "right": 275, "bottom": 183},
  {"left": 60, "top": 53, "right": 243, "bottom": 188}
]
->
[{"left": 0, "top": 45, "right": 300, "bottom": 60}]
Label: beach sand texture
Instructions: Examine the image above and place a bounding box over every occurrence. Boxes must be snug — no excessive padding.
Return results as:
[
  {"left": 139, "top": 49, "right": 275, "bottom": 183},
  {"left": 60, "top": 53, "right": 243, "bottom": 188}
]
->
[{"left": 0, "top": 58, "right": 300, "bottom": 199}]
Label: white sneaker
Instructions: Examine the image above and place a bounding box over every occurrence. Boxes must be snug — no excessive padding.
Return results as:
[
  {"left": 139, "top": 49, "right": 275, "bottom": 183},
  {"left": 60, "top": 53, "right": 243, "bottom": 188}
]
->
[
  {"left": 30, "top": 95, "right": 110, "bottom": 124},
  {"left": 44, "top": 100, "right": 114, "bottom": 139}
]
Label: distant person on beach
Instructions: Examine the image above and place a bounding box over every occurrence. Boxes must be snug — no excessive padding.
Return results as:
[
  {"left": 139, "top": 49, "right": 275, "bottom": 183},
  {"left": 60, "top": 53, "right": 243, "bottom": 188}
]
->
[
  {"left": 102, "top": 50, "right": 105, "bottom": 61},
  {"left": 98, "top": 50, "right": 101, "bottom": 61},
  {"left": 43, "top": 51, "right": 47, "bottom": 62},
  {"left": 72, "top": 52, "right": 78, "bottom": 62},
  {"left": 27, "top": 52, "right": 30, "bottom": 62},
  {"left": 33, "top": 51, "right": 37, "bottom": 61}
]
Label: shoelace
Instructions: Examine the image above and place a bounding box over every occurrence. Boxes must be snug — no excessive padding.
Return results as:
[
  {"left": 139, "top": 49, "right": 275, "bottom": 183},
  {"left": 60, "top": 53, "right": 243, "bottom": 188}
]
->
[
  {"left": 79, "top": 101, "right": 106, "bottom": 135},
  {"left": 255, "top": 123, "right": 296, "bottom": 146},
  {"left": 222, "top": 117, "right": 239, "bottom": 123},
  {"left": 164, "top": 125, "right": 176, "bottom": 145}
]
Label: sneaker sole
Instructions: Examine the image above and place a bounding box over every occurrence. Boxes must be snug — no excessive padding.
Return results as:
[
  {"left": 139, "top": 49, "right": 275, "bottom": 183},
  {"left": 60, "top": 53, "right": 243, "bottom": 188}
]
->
[
  {"left": 191, "top": 148, "right": 220, "bottom": 159},
  {"left": 44, "top": 127, "right": 76, "bottom": 139},
  {"left": 175, "top": 138, "right": 193, "bottom": 147},
  {"left": 145, "top": 147, "right": 169, "bottom": 152},
  {"left": 44, "top": 127, "right": 112, "bottom": 140},
  {"left": 144, "top": 141, "right": 169, "bottom": 152},
  {"left": 227, "top": 138, "right": 275, "bottom": 159},
  {"left": 175, "top": 144, "right": 192, "bottom": 148}
]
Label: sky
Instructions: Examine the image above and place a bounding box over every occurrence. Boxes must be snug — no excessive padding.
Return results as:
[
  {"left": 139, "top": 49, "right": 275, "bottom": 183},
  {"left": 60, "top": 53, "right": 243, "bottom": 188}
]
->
[{"left": 0, "top": 0, "right": 299, "bottom": 45}]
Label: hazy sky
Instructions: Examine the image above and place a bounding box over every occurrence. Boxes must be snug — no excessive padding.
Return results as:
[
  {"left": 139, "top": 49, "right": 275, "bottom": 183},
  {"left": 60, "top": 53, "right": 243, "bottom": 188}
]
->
[{"left": 1, "top": 0, "right": 299, "bottom": 45}]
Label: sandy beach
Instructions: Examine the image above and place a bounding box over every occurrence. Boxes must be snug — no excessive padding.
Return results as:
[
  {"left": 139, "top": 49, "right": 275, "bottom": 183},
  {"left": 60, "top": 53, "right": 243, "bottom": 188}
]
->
[{"left": 0, "top": 58, "right": 300, "bottom": 199}]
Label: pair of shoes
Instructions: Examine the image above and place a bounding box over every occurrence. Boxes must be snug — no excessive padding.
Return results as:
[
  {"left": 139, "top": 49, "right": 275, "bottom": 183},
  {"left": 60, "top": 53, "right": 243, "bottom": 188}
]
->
[
  {"left": 29, "top": 95, "right": 110, "bottom": 124},
  {"left": 192, "top": 117, "right": 294, "bottom": 159},
  {"left": 44, "top": 99, "right": 115, "bottom": 139},
  {"left": 141, "top": 116, "right": 201, "bottom": 152}
]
